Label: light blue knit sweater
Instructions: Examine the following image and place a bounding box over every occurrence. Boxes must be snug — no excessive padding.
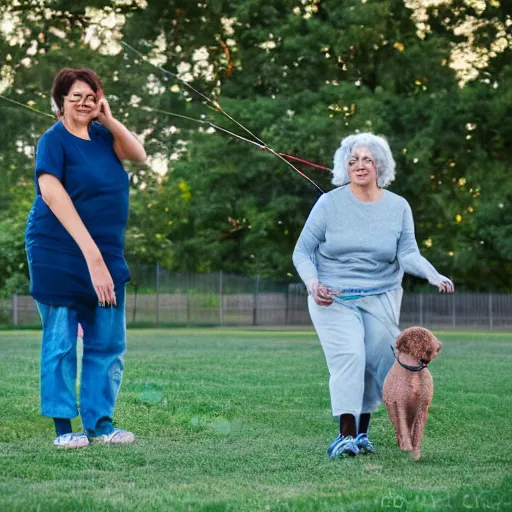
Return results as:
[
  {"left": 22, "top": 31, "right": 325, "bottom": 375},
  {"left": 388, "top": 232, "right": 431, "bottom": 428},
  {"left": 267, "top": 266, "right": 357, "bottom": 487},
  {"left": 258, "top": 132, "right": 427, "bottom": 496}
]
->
[{"left": 292, "top": 186, "right": 442, "bottom": 295}]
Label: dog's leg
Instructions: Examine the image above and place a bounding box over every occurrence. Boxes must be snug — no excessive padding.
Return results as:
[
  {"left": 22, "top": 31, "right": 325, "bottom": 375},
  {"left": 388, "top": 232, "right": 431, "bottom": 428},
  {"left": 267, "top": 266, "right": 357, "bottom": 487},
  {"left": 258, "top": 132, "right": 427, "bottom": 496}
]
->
[
  {"left": 385, "top": 401, "right": 402, "bottom": 447},
  {"left": 411, "top": 410, "right": 428, "bottom": 460},
  {"left": 396, "top": 406, "right": 413, "bottom": 452}
]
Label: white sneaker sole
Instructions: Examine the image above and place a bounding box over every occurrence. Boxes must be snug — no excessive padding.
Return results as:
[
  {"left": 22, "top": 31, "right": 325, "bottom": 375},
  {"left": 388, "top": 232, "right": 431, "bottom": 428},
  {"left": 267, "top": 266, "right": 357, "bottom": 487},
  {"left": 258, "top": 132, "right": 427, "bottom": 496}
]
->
[
  {"left": 54, "top": 437, "right": 90, "bottom": 449},
  {"left": 91, "top": 430, "right": 135, "bottom": 445}
]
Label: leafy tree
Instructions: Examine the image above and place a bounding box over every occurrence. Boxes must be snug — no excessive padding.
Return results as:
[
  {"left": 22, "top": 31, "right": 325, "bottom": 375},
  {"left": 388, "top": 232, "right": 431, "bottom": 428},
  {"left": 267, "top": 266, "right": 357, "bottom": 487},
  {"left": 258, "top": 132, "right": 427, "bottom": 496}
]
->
[{"left": 0, "top": 0, "right": 511, "bottom": 291}]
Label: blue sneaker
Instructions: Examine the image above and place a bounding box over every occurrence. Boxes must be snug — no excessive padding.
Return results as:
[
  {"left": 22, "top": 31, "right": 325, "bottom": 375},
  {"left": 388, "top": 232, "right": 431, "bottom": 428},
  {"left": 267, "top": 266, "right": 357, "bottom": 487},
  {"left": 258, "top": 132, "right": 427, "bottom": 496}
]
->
[
  {"left": 327, "top": 434, "right": 359, "bottom": 457},
  {"left": 355, "top": 433, "right": 376, "bottom": 454}
]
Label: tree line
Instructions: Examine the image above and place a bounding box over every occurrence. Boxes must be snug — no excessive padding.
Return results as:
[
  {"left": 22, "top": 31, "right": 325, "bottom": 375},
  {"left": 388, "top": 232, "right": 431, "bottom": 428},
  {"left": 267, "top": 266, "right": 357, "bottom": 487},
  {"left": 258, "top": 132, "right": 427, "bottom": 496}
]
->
[{"left": 0, "top": 0, "right": 511, "bottom": 295}]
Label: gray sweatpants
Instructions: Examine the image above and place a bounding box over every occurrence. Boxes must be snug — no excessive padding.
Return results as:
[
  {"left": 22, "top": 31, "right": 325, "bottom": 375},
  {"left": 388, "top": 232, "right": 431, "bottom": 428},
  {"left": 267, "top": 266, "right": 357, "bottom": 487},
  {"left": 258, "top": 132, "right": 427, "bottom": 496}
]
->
[{"left": 308, "top": 288, "right": 402, "bottom": 417}]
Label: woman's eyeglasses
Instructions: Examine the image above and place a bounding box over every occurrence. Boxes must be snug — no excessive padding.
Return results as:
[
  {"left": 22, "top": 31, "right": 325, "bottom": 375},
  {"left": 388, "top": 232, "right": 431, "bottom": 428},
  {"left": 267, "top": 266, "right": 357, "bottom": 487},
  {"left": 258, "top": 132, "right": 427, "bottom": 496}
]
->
[
  {"left": 65, "top": 92, "right": 97, "bottom": 106},
  {"left": 348, "top": 156, "right": 375, "bottom": 167}
]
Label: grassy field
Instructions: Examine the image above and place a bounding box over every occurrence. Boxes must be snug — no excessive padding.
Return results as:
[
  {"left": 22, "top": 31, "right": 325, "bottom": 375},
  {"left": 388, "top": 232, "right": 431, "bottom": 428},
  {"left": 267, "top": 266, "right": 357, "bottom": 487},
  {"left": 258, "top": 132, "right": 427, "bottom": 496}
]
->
[{"left": 0, "top": 328, "right": 511, "bottom": 511}]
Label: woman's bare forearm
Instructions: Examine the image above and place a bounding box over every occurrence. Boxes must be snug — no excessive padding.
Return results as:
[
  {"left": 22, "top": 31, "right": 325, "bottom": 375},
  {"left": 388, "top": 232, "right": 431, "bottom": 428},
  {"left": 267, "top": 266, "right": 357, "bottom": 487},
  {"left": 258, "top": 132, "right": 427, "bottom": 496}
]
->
[
  {"left": 38, "top": 173, "right": 102, "bottom": 263},
  {"left": 104, "top": 118, "right": 147, "bottom": 163}
]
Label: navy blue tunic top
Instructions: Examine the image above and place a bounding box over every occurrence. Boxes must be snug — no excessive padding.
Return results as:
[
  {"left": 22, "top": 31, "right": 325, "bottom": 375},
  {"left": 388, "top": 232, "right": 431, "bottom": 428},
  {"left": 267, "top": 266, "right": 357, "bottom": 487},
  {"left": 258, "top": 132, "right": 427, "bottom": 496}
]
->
[{"left": 25, "top": 121, "right": 130, "bottom": 310}]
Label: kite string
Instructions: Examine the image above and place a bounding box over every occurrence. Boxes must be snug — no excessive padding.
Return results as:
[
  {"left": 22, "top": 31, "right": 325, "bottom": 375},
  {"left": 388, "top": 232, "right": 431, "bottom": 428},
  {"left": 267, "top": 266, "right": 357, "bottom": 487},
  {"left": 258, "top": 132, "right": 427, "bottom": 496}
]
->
[
  {"left": 0, "top": 93, "right": 329, "bottom": 190},
  {"left": 0, "top": 94, "right": 55, "bottom": 119},
  {"left": 119, "top": 40, "right": 325, "bottom": 192}
]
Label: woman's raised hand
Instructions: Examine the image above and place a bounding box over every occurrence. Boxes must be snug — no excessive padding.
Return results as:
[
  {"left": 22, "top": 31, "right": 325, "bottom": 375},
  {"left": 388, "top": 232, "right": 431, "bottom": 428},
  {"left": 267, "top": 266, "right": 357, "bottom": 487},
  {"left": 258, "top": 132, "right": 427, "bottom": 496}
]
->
[{"left": 96, "top": 96, "right": 114, "bottom": 126}]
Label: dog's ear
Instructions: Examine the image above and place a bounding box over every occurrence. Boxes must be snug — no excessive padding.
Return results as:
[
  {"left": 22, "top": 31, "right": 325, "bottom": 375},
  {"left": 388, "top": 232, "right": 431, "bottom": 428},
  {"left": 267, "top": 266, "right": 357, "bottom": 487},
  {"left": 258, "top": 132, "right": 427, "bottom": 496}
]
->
[{"left": 395, "top": 329, "right": 411, "bottom": 354}]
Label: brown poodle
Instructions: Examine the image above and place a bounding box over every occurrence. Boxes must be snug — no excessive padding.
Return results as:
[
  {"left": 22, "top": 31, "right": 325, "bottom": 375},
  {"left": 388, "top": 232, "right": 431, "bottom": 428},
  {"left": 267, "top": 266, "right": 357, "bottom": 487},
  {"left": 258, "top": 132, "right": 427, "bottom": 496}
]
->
[{"left": 383, "top": 327, "right": 442, "bottom": 460}]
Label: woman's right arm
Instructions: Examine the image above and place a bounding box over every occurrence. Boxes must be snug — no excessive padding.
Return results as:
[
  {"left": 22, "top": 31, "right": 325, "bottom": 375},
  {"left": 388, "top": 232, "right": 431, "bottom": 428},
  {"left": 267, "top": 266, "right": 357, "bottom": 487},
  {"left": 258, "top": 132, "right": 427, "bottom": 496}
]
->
[
  {"left": 38, "top": 173, "right": 116, "bottom": 305},
  {"left": 292, "top": 194, "right": 333, "bottom": 305}
]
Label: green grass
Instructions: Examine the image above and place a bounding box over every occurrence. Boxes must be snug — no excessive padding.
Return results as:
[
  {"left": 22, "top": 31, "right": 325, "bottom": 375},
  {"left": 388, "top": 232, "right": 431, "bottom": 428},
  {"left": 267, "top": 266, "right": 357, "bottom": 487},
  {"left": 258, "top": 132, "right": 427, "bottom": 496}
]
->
[{"left": 0, "top": 329, "right": 511, "bottom": 511}]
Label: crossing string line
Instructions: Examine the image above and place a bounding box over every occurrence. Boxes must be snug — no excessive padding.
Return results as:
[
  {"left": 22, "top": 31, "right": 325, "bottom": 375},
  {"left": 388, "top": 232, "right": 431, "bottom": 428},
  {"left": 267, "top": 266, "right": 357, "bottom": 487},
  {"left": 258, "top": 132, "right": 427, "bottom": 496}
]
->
[{"left": 0, "top": 39, "right": 334, "bottom": 192}]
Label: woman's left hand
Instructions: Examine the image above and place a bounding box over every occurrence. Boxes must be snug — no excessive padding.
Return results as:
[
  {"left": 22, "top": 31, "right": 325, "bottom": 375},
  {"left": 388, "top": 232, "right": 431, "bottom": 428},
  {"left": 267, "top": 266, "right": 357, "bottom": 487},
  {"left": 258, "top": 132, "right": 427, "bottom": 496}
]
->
[
  {"left": 96, "top": 96, "right": 114, "bottom": 126},
  {"left": 429, "top": 274, "right": 455, "bottom": 293}
]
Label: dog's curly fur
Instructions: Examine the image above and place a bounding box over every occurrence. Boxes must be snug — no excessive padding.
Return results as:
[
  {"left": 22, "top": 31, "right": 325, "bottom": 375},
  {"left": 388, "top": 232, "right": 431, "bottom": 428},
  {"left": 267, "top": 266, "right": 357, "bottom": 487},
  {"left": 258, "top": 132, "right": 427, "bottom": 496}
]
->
[{"left": 383, "top": 327, "right": 442, "bottom": 460}]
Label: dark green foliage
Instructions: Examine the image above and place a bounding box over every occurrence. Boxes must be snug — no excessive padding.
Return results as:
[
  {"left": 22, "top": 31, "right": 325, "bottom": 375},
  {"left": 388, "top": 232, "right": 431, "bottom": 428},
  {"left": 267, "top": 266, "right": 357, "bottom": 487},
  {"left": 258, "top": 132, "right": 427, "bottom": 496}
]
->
[{"left": 0, "top": 0, "right": 511, "bottom": 290}]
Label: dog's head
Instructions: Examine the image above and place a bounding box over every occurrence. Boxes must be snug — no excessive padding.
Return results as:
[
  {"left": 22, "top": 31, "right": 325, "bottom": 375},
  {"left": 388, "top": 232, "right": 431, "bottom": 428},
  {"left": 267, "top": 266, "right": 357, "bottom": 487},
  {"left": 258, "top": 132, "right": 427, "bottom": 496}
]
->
[{"left": 395, "top": 327, "right": 442, "bottom": 365}]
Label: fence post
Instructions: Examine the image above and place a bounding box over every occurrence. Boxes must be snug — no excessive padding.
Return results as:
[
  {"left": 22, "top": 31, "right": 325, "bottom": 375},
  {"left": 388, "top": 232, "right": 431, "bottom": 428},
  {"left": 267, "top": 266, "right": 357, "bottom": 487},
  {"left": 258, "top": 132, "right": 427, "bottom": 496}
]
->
[
  {"left": 253, "top": 275, "right": 260, "bottom": 326},
  {"left": 155, "top": 263, "right": 160, "bottom": 326},
  {"left": 219, "top": 271, "right": 223, "bottom": 327},
  {"left": 489, "top": 293, "right": 493, "bottom": 331},
  {"left": 285, "top": 285, "right": 290, "bottom": 325},
  {"left": 12, "top": 292, "right": 18, "bottom": 327},
  {"left": 132, "top": 284, "right": 138, "bottom": 324},
  {"left": 452, "top": 294, "right": 456, "bottom": 329},
  {"left": 419, "top": 293, "right": 423, "bottom": 326},
  {"left": 186, "top": 293, "right": 191, "bottom": 327}
]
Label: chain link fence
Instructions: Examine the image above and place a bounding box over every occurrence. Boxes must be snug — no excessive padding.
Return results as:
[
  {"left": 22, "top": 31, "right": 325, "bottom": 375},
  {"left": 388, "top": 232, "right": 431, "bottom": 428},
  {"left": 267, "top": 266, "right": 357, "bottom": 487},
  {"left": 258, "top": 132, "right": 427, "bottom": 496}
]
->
[{"left": 2, "top": 266, "right": 512, "bottom": 329}]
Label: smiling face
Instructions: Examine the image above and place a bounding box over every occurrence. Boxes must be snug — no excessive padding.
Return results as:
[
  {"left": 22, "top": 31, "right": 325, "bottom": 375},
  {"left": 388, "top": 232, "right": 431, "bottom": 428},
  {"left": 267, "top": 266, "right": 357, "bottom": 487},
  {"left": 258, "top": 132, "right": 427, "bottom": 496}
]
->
[
  {"left": 347, "top": 146, "right": 378, "bottom": 188},
  {"left": 62, "top": 80, "right": 98, "bottom": 125}
]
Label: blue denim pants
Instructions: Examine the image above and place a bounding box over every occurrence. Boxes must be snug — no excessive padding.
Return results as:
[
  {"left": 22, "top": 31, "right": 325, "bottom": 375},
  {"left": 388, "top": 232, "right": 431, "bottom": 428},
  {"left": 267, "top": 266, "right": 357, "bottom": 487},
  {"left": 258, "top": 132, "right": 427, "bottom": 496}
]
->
[{"left": 36, "top": 290, "right": 126, "bottom": 437}]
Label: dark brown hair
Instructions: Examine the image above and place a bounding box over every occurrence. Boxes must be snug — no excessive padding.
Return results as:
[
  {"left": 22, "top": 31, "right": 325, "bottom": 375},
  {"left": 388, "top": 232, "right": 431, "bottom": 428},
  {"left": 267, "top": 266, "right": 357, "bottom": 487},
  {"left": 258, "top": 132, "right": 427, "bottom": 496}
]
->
[{"left": 51, "top": 68, "right": 103, "bottom": 116}]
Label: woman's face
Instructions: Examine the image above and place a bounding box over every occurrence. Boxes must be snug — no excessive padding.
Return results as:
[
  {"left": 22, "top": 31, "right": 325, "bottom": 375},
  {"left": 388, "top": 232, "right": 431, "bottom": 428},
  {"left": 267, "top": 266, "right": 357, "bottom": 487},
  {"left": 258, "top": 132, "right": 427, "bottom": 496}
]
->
[
  {"left": 347, "top": 146, "right": 378, "bottom": 188},
  {"left": 62, "top": 80, "right": 98, "bottom": 124}
]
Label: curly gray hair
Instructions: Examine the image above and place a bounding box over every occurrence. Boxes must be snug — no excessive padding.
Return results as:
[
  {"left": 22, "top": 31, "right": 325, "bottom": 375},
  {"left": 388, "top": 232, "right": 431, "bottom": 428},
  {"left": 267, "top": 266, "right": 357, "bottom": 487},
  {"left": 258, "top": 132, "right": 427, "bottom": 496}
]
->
[{"left": 332, "top": 132, "right": 396, "bottom": 188}]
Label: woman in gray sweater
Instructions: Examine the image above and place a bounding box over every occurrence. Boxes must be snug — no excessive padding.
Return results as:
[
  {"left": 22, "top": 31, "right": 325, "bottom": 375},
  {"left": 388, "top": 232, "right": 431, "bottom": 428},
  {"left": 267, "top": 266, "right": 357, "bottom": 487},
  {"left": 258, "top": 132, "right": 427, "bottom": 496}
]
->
[{"left": 292, "top": 133, "right": 454, "bottom": 457}]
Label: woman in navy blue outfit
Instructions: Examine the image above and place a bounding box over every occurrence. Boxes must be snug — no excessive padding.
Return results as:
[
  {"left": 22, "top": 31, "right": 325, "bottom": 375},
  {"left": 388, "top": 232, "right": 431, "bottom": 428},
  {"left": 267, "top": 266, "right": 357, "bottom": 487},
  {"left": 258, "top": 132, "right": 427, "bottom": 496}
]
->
[{"left": 25, "top": 68, "right": 146, "bottom": 448}]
